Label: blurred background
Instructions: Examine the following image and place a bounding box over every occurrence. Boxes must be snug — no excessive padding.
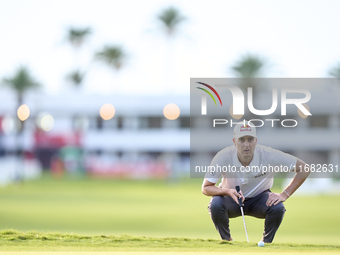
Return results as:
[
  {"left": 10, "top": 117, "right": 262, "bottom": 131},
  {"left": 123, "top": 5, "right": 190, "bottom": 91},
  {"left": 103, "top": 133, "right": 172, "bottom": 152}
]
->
[{"left": 0, "top": 0, "right": 339, "bottom": 245}]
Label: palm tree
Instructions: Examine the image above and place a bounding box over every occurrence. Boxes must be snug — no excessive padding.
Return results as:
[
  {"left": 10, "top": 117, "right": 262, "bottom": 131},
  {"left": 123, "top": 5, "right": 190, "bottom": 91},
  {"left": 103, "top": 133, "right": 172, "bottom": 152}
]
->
[
  {"left": 230, "top": 54, "right": 267, "bottom": 93},
  {"left": 2, "top": 66, "right": 40, "bottom": 181},
  {"left": 95, "top": 45, "right": 126, "bottom": 71},
  {"left": 2, "top": 66, "right": 40, "bottom": 119},
  {"left": 157, "top": 6, "right": 186, "bottom": 37},
  {"left": 156, "top": 6, "right": 186, "bottom": 93},
  {"left": 66, "top": 27, "right": 92, "bottom": 48},
  {"left": 329, "top": 63, "right": 340, "bottom": 78},
  {"left": 65, "top": 27, "right": 92, "bottom": 88},
  {"left": 230, "top": 54, "right": 267, "bottom": 119},
  {"left": 66, "top": 69, "right": 86, "bottom": 87},
  {"left": 231, "top": 54, "right": 266, "bottom": 78}
]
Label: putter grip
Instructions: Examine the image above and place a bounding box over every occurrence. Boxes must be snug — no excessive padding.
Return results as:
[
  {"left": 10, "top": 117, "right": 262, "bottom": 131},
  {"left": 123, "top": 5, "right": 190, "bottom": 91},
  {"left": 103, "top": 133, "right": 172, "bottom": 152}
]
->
[{"left": 235, "top": 186, "right": 243, "bottom": 207}]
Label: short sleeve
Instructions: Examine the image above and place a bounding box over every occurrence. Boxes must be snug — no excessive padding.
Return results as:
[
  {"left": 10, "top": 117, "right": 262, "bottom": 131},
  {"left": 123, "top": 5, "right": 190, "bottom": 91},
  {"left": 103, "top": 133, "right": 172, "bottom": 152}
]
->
[
  {"left": 204, "top": 152, "right": 224, "bottom": 184},
  {"left": 270, "top": 149, "right": 297, "bottom": 171}
]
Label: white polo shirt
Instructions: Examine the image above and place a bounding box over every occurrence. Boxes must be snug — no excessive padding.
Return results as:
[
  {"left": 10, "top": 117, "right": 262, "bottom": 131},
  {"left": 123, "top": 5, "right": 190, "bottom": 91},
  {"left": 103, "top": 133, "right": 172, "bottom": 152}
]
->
[{"left": 205, "top": 144, "right": 297, "bottom": 198}]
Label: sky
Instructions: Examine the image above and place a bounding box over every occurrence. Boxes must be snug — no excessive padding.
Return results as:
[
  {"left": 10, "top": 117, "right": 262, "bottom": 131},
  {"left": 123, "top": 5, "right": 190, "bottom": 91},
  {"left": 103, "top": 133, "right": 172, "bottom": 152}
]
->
[{"left": 1, "top": 0, "right": 340, "bottom": 96}]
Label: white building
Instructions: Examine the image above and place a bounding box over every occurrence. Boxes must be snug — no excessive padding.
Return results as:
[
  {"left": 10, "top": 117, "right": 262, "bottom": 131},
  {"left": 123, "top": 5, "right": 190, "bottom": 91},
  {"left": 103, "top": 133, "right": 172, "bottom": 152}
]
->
[{"left": 0, "top": 85, "right": 339, "bottom": 179}]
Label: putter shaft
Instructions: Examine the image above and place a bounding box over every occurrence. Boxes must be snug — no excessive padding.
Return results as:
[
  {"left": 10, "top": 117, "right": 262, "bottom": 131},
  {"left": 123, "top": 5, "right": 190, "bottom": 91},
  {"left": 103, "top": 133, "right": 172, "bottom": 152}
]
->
[{"left": 240, "top": 206, "right": 249, "bottom": 242}]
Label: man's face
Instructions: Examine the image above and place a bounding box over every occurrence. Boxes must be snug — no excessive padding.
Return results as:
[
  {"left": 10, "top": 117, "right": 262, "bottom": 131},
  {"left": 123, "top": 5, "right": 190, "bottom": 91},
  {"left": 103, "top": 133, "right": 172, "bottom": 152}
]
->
[{"left": 233, "top": 136, "right": 257, "bottom": 158}]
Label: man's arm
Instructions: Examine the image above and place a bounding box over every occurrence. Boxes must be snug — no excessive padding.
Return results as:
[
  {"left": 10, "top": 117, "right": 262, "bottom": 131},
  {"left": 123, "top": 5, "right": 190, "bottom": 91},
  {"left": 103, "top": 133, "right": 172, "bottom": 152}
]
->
[
  {"left": 267, "top": 158, "right": 310, "bottom": 206},
  {"left": 202, "top": 179, "right": 244, "bottom": 204}
]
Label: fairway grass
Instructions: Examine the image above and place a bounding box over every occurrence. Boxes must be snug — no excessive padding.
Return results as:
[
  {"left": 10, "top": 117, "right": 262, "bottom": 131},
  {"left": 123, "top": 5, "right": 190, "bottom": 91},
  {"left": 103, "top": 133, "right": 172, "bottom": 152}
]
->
[
  {"left": 0, "top": 174, "right": 339, "bottom": 250},
  {"left": 2, "top": 253, "right": 340, "bottom": 255},
  {"left": 0, "top": 229, "right": 339, "bottom": 254}
]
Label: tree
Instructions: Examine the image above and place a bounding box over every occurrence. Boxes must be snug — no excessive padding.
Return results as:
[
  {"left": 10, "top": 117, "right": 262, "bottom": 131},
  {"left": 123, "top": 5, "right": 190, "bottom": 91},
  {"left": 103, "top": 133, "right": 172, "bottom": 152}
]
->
[
  {"left": 95, "top": 45, "right": 126, "bottom": 71},
  {"left": 230, "top": 54, "right": 267, "bottom": 93},
  {"left": 157, "top": 6, "right": 186, "bottom": 37},
  {"left": 231, "top": 54, "right": 266, "bottom": 78},
  {"left": 156, "top": 6, "right": 186, "bottom": 93},
  {"left": 66, "top": 70, "right": 86, "bottom": 87},
  {"left": 2, "top": 66, "right": 40, "bottom": 181},
  {"left": 66, "top": 27, "right": 92, "bottom": 48},
  {"left": 329, "top": 63, "right": 340, "bottom": 78},
  {"left": 230, "top": 54, "right": 267, "bottom": 119},
  {"left": 65, "top": 27, "right": 92, "bottom": 88},
  {"left": 2, "top": 66, "right": 40, "bottom": 111}
]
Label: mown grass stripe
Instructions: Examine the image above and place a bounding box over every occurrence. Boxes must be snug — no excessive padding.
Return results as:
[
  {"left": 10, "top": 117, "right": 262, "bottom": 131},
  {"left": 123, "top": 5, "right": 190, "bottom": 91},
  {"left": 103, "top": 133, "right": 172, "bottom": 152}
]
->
[{"left": 0, "top": 229, "right": 339, "bottom": 253}]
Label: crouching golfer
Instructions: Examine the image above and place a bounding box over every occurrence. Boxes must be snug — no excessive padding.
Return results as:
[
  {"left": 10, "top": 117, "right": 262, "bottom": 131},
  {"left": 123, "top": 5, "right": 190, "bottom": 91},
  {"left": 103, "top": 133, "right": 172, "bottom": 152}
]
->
[{"left": 202, "top": 121, "right": 310, "bottom": 243}]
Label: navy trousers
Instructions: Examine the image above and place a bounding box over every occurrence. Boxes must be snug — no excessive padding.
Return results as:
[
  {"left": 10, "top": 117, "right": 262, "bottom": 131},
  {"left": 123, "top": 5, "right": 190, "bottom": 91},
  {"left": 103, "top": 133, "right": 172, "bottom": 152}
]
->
[{"left": 207, "top": 190, "right": 285, "bottom": 243}]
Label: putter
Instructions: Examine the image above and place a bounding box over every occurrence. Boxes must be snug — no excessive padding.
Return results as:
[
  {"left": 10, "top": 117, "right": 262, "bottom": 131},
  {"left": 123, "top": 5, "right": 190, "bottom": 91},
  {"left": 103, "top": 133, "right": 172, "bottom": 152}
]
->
[{"left": 236, "top": 185, "right": 249, "bottom": 242}]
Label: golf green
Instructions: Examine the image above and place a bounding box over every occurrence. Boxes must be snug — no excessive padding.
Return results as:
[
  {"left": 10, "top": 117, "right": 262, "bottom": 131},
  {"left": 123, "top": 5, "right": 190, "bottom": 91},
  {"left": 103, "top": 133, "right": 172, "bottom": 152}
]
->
[{"left": 0, "top": 174, "right": 339, "bottom": 251}]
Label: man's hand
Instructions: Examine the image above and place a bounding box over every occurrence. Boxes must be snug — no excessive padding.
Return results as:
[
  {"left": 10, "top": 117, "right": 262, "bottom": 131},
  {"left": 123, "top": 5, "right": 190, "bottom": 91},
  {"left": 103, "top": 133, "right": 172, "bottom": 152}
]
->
[
  {"left": 201, "top": 180, "right": 245, "bottom": 205},
  {"left": 226, "top": 188, "right": 245, "bottom": 205},
  {"left": 266, "top": 192, "right": 289, "bottom": 207}
]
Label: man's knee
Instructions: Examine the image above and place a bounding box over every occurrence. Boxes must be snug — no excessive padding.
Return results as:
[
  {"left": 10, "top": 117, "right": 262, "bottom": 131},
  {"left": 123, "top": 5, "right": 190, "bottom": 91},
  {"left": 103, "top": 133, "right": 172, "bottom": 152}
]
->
[
  {"left": 208, "top": 196, "right": 225, "bottom": 216},
  {"left": 268, "top": 203, "right": 286, "bottom": 217}
]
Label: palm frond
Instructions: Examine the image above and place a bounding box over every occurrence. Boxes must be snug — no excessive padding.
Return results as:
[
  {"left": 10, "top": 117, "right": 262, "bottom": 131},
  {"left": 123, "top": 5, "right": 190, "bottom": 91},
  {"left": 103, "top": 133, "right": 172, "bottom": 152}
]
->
[
  {"left": 95, "top": 45, "right": 126, "bottom": 70},
  {"left": 158, "top": 7, "right": 186, "bottom": 35},
  {"left": 231, "top": 54, "right": 265, "bottom": 78},
  {"left": 2, "top": 66, "right": 40, "bottom": 94},
  {"left": 67, "top": 27, "right": 92, "bottom": 47},
  {"left": 66, "top": 70, "right": 86, "bottom": 86}
]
